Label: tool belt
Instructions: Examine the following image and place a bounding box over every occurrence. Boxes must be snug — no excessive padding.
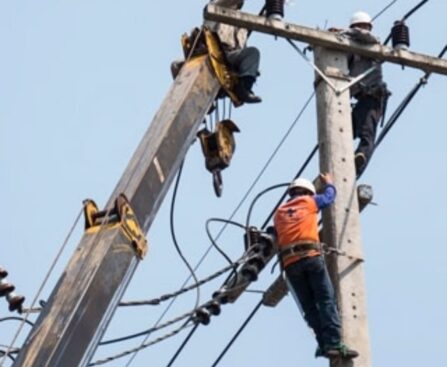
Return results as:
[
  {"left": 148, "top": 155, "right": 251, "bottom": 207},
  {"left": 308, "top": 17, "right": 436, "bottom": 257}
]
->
[
  {"left": 279, "top": 241, "right": 321, "bottom": 262},
  {"left": 355, "top": 82, "right": 389, "bottom": 101}
]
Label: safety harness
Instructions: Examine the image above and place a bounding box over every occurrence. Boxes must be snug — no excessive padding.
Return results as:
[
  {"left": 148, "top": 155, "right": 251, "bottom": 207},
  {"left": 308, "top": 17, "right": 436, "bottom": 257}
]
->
[{"left": 279, "top": 240, "right": 321, "bottom": 264}]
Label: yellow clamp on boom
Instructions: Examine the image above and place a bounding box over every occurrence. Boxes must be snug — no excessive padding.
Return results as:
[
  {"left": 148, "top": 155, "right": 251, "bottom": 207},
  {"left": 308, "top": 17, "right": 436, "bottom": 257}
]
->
[
  {"left": 83, "top": 194, "right": 148, "bottom": 259},
  {"left": 179, "top": 27, "right": 242, "bottom": 107},
  {"left": 203, "top": 27, "right": 242, "bottom": 107}
]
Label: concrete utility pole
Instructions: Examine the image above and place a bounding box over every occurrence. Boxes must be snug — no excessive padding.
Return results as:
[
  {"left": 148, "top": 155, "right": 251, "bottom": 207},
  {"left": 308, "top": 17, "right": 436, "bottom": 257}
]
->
[
  {"left": 314, "top": 46, "right": 370, "bottom": 367},
  {"left": 203, "top": 4, "right": 447, "bottom": 367}
]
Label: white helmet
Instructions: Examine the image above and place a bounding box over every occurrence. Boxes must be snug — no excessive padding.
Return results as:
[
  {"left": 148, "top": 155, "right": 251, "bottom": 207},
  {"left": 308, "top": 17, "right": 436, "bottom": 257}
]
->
[
  {"left": 350, "top": 11, "right": 372, "bottom": 28},
  {"left": 288, "top": 178, "right": 316, "bottom": 195}
]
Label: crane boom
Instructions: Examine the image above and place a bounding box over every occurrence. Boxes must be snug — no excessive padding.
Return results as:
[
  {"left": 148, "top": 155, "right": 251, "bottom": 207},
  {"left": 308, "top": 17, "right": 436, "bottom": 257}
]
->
[{"left": 13, "top": 55, "right": 221, "bottom": 367}]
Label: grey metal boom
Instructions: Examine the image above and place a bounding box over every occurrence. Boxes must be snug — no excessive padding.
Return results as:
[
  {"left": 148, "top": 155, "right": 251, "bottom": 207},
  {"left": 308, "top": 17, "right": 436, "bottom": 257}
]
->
[
  {"left": 205, "top": 4, "right": 447, "bottom": 76},
  {"left": 13, "top": 56, "right": 221, "bottom": 367}
]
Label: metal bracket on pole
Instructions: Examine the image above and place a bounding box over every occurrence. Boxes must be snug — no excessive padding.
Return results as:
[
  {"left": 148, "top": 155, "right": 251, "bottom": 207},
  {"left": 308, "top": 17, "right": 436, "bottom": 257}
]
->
[
  {"left": 287, "top": 39, "right": 339, "bottom": 93},
  {"left": 288, "top": 39, "right": 378, "bottom": 96},
  {"left": 337, "top": 65, "right": 378, "bottom": 95}
]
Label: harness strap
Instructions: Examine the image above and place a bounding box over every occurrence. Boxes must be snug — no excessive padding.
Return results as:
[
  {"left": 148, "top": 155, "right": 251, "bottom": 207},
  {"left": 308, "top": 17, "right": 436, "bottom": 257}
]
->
[{"left": 279, "top": 241, "right": 321, "bottom": 261}]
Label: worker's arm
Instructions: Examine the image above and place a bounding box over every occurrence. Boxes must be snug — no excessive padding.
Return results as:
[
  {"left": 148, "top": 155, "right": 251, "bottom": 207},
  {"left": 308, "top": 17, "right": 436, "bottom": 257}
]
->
[
  {"left": 327, "top": 27, "right": 379, "bottom": 44},
  {"left": 344, "top": 28, "right": 380, "bottom": 44},
  {"left": 314, "top": 173, "right": 336, "bottom": 209}
]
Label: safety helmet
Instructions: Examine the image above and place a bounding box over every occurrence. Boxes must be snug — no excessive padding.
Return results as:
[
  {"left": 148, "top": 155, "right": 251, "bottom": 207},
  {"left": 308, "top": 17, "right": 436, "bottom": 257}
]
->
[
  {"left": 288, "top": 178, "right": 316, "bottom": 195},
  {"left": 350, "top": 11, "right": 372, "bottom": 28}
]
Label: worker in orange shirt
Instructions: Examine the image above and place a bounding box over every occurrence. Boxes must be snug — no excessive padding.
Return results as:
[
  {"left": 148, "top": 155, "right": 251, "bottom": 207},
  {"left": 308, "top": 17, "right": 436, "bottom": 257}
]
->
[{"left": 274, "top": 173, "right": 358, "bottom": 359}]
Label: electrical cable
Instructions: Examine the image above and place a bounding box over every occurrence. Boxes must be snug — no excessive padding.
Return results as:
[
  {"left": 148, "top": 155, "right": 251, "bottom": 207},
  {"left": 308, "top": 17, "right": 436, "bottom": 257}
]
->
[
  {"left": 99, "top": 306, "right": 194, "bottom": 346},
  {"left": 210, "top": 44, "right": 447, "bottom": 363},
  {"left": 166, "top": 323, "right": 200, "bottom": 367},
  {"left": 170, "top": 161, "right": 201, "bottom": 313},
  {"left": 375, "top": 44, "right": 447, "bottom": 149},
  {"left": 210, "top": 6, "right": 442, "bottom": 366},
  {"left": 372, "top": 0, "right": 398, "bottom": 21},
  {"left": 383, "top": 0, "right": 429, "bottom": 45},
  {"left": 205, "top": 218, "right": 246, "bottom": 266},
  {"left": 120, "top": 160, "right": 200, "bottom": 367},
  {"left": 152, "top": 88, "right": 317, "bottom": 366},
  {"left": 211, "top": 299, "right": 263, "bottom": 367},
  {"left": 160, "top": 96, "right": 317, "bottom": 366},
  {"left": 89, "top": 321, "right": 195, "bottom": 366},
  {"left": 0, "top": 349, "right": 16, "bottom": 362},
  {"left": 22, "top": 260, "right": 238, "bottom": 311},
  {"left": 0, "top": 317, "right": 34, "bottom": 328},
  {"left": 118, "top": 86, "right": 316, "bottom": 365},
  {"left": 118, "top": 262, "right": 239, "bottom": 308},
  {"left": 0, "top": 206, "right": 84, "bottom": 367},
  {"left": 261, "top": 144, "right": 318, "bottom": 229},
  {"left": 95, "top": 246, "right": 253, "bottom": 351},
  {"left": 245, "top": 183, "right": 289, "bottom": 230}
]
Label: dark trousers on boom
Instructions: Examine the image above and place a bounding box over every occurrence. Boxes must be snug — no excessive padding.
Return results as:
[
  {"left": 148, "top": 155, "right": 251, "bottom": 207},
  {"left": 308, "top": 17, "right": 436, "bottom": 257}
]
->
[
  {"left": 285, "top": 256, "right": 341, "bottom": 350},
  {"left": 352, "top": 95, "right": 383, "bottom": 174}
]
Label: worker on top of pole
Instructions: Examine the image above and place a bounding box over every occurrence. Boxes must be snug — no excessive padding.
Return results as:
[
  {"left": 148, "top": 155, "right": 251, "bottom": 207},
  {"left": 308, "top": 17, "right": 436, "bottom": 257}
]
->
[
  {"left": 273, "top": 174, "right": 359, "bottom": 359},
  {"left": 330, "top": 11, "right": 390, "bottom": 175},
  {"left": 207, "top": 0, "right": 262, "bottom": 103}
]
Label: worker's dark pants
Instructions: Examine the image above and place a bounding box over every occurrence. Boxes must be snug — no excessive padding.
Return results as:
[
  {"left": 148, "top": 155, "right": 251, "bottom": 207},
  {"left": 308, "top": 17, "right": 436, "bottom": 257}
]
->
[
  {"left": 226, "top": 46, "right": 260, "bottom": 79},
  {"left": 352, "top": 95, "right": 384, "bottom": 172},
  {"left": 285, "top": 256, "right": 341, "bottom": 350}
]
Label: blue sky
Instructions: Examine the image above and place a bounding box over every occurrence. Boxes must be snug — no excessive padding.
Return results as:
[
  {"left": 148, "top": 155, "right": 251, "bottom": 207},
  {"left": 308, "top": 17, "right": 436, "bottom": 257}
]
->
[{"left": 1, "top": 1, "right": 446, "bottom": 366}]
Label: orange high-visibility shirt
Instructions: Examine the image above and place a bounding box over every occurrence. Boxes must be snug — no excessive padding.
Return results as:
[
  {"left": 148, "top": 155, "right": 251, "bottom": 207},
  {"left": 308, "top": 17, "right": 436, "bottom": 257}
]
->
[{"left": 274, "top": 185, "right": 336, "bottom": 267}]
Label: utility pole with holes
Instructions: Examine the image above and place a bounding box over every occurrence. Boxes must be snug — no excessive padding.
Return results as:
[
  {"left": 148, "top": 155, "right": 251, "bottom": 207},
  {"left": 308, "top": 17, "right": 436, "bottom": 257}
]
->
[{"left": 204, "top": 4, "right": 447, "bottom": 367}]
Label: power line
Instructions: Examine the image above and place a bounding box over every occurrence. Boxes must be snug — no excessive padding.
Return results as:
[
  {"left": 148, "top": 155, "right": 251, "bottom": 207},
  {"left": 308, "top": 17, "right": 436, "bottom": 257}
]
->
[
  {"left": 166, "top": 323, "right": 199, "bottom": 367},
  {"left": 383, "top": 0, "right": 429, "bottom": 45},
  {"left": 162, "top": 90, "right": 317, "bottom": 366},
  {"left": 209, "top": 32, "right": 447, "bottom": 367},
  {"left": 0, "top": 206, "right": 84, "bottom": 367},
  {"left": 0, "top": 317, "right": 34, "bottom": 328},
  {"left": 375, "top": 44, "right": 447, "bottom": 149},
  {"left": 211, "top": 299, "right": 263, "bottom": 367}
]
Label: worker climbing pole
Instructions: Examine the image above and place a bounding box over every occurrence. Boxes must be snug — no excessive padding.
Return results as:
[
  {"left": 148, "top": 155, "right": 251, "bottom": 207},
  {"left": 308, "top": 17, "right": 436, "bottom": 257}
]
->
[
  {"left": 6, "top": 1, "right": 447, "bottom": 367},
  {"left": 204, "top": 2, "right": 447, "bottom": 366}
]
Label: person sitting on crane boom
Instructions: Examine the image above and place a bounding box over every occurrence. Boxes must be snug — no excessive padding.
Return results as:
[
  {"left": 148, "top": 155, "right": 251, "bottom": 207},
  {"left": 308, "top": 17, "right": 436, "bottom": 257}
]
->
[
  {"left": 330, "top": 11, "right": 390, "bottom": 175},
  {"left": 273, "top": 174, "right": 359, "bottom": 359},
  {"left": 207, "top": 0, "right": 262, "bottom": 103}
]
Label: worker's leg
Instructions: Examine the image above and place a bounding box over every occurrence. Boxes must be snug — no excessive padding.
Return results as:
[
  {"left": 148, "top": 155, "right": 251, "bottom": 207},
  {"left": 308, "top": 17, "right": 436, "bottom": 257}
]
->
[
  {"left": 285, "top": 260, "right": 324, "bottom": 349},
  {"left": 226, "top": 47, "right": 261, "bottom": 103},
  {"left": 306, "top": 256, "right": 341, "bottom": 349},
  {"left": 352, "top": 96, "right": 382, "bottom": 174},
  {"left": 226, "top": 47, "right": 260, "bottom": 78}
]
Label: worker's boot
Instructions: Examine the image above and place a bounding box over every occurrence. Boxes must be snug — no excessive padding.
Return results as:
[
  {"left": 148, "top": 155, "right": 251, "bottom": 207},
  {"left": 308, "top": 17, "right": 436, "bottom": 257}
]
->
[
  {"left": 325, "top": 343, "right": 359, "bottom": 359},
  {"left": 235, "top": 76, "right": 262, "bottom": 104},
  {"left": 315, "top": 346, "right": 324, "bottom": 358}
]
